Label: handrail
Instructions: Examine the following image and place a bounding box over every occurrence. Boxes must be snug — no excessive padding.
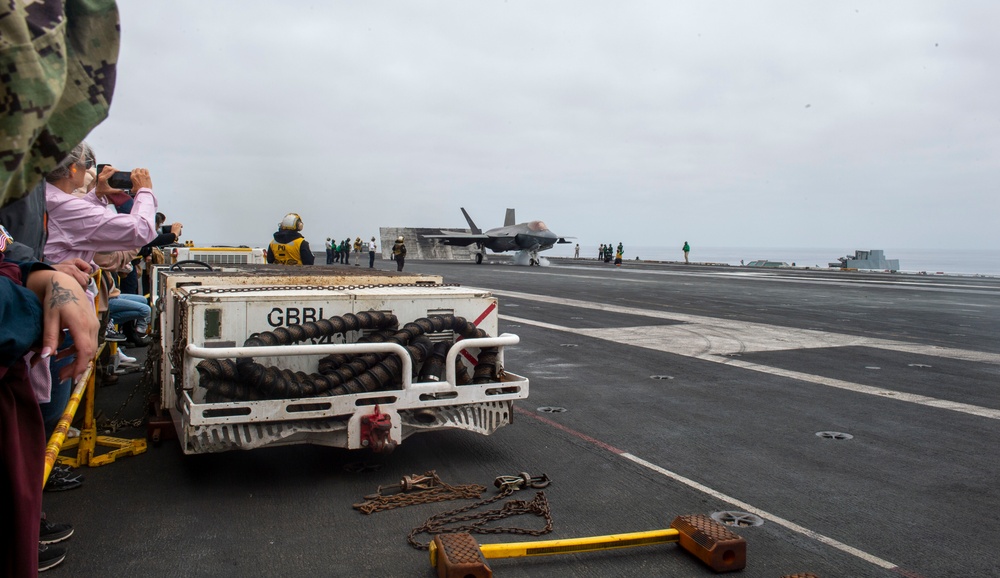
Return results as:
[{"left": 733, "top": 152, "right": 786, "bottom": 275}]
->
[
  {"left": 445, "top": 334, "right": 520, "bottom": 385},
  {"left": 186, "top": 342, "right": 415, "bottom": 388},
  {"left": 187, "top": 336, "right": 519, "bottom": 391}
]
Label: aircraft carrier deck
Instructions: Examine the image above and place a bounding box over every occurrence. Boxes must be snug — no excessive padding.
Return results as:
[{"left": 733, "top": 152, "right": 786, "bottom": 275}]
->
[{"left": 48, "top": 257, "right": 1000, "bottom": 577}]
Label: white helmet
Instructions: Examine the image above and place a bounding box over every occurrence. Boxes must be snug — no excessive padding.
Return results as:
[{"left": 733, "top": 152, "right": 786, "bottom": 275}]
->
[
  {"left": 279, "top": 213, "right": 303, "bottom": 231},
  {"left": 396, "top": 236, "right": 404, "bottom": 242}
]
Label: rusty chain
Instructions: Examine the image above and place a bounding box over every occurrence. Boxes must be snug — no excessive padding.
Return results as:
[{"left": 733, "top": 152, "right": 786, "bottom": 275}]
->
[
  {"left": 407, "top": 489, "right": 552, "bottom": 550},
  {"left": 406, "top": 475, "right": 553, "bottom": 550},
  {"left": 180, "top": 282, "right": 460, "bottom": 298},
  {"left": 98, "top": 336, "right": 162, "bottom": 433},
  {"left": 353, "top": 471, "right": 486, "bottom": 515}
]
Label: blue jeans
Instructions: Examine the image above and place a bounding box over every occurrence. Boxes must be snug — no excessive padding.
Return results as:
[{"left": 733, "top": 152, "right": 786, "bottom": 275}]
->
[
  {"left": 42, "top": 333, "right": 74, "bottom": 436},
  {"left": 108, "top": 293, "right": 150, "bottom": 326}
]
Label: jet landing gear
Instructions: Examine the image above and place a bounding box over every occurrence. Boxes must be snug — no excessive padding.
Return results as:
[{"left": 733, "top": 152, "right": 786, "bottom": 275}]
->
[
  {"left": 475, "top": 247, "right": 485, "bottom": 264},
  {"left": 528, "top": 248, "right": 540, "bottom": 266}
]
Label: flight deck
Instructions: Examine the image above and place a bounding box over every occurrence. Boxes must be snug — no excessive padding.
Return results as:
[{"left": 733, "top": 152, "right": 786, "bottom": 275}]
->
[{"left": 49, "top": 258, "right": 999, "bottom": 577}]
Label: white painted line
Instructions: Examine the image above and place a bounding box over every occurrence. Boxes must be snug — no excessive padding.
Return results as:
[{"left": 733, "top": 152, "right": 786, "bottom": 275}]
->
[
  {"left": 495, "top": 290, "right": 1000, "bottom": 365},
  {"left": 716, "top": 357, "right": 1000, "bottom": 420},
  {"left": 538, "top": 265, "right": 1000, "bottom": 294},
  {"left": 620, "top": 453, "right": 899, "bottom": 570},
  {"left": 499, "top": 294, "right": 1000, "bottom": 420}
]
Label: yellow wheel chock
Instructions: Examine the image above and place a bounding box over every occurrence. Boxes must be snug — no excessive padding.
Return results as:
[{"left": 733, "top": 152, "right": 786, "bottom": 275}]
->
[{"left": 429, "top": 513, "right": 746, "bottom": 577}]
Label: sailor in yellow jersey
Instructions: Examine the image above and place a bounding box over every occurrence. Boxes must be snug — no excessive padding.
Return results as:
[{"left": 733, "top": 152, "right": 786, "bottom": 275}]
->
[{"left": 266, "top": 213, "right": 315, "bottom": 265}]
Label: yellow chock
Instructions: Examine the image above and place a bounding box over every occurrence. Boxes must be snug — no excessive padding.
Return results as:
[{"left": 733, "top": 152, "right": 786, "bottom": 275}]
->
[{"left": 429, "top": 513, "right": 746, "bottom": 577}]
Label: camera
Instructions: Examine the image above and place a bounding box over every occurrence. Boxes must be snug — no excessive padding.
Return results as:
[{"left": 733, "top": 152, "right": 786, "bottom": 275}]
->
[
  {"left": 161, "top": 226, "right": 173, "bottom": 236},
  {"left": 96, "top": 164, "right": 134, "bottom": 192}
]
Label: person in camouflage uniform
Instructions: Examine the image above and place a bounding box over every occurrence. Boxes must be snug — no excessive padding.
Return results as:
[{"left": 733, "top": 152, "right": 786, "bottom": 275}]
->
[{"left": 0, "top": 1, "right": 120, "bottom": 574}]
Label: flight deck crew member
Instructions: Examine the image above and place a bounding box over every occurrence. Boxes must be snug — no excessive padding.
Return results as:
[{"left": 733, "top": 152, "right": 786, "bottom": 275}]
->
[
  {"left": 683, "top": 241, "right": 690, "bottom": 264},
  {"left": 267, "top": 213, "right": 315, "bottom": 265},
  {"left": 325, "top": 237, "right": 333, "bottom": 264},
  {"left": 392, "top": 236, "right": 407, "bottom": 271},
  {"left": 353, "top": 236, "right": 362, "bottom": 266},
  {"left": 369, "top": 236, "right": 377, "bottom": 268}
]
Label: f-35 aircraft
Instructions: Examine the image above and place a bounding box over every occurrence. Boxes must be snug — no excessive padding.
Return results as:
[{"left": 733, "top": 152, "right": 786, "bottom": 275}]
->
[{"left": 424, "top": 208, "right": 573, "bottom": 265}]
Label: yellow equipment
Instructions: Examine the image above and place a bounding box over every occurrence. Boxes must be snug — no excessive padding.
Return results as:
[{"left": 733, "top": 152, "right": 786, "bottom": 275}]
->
[{"left": 429, "top": 514, "right": 746, "bottom": 577}]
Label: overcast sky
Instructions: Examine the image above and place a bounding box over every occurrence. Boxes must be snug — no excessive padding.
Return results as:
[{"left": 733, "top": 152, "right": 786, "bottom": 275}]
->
[{"left": 87, "top": 1, "right": 998, "bottom": 252}]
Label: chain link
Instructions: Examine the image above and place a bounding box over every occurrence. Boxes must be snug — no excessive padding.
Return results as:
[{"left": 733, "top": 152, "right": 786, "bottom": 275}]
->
[
  {"left": 98, "top": 339, "right": 162, "bottom": 433},
  {"left": 353, "top": 471, "right": 486, "bottom": 515},
  {"left": 407, "top": 486, "right": 553, "bottom": 550},
  {"left": 181, "top": 282, "right": 461, "bottom": 298}
]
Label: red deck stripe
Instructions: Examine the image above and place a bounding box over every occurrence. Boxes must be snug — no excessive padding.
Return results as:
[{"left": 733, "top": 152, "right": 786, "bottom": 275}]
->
[{"left": 514, "top": 406, "right": 625, "bottom": 455}]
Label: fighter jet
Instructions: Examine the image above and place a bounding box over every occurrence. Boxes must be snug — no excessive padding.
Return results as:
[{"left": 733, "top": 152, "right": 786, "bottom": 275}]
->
[{"left": 424, "top": 208, "right": 573, "bottom": 265}]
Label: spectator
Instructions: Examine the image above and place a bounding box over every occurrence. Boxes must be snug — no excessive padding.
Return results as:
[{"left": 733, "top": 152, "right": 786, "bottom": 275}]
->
[
  {"left": 137, "top": 212, "right": 182, "bottom": 298},
  {"left": 44, "top": 144, "right": 158, "bottom": 272},
  {"left": 1, "top": 1, "right": 120, "bottom": 573}
]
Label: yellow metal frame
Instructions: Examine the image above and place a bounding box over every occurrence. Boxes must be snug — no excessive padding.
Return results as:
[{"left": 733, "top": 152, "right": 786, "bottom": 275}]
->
[
  {"left": 430, "top": 528, "right": 681, "bottom": 567},
  {"left": 43, "top": 343, "right": 147, "bottom": 485}
]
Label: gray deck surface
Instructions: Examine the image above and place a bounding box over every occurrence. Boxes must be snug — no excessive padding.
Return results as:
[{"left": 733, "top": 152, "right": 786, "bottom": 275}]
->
[{"left": 47, "top": 257, "right": 1000, "bottom": 577}]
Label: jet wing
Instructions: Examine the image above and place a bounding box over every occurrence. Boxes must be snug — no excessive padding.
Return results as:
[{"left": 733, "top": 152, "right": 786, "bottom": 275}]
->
[{"left": 423, "top": 232, "right": 491, "bottom": 247}]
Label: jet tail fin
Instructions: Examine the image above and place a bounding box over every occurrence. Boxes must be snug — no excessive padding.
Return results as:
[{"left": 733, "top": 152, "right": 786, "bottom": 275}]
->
[
  {"left": 460, "top": 207, "right": 482, "bottom": 234},
  {"left": 504, "top": 208, "right": 516, "bottom": 227}
]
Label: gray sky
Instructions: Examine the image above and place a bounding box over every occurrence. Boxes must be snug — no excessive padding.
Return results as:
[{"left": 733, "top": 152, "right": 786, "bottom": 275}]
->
[{"left": 88, "top": 1, "right": 999, "bottom": 252}]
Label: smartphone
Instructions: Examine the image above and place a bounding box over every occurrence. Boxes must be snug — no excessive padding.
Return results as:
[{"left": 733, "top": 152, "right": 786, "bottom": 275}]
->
[
  {"left": 108, "top": 171, "right": 133, "bottom": 191},
  {"left": 97, "top": 164, "right": 134, "bottom": 192}
]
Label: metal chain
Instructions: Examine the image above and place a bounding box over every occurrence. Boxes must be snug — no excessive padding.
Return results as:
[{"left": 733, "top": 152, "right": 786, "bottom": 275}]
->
[
  {"left": 353, "top": 471, "right": 486, "bottom": 515},
  {"left": 169, "top": 298, "right": 188, "bottom": 372},
  {"left": 181, "top": 282, "right": 461, "bottom": 298},
  {"left": 98, "top": 339, "right": 162, "bottom": 433},
  {"left": 407, "top": 488, "right": 553, "bottom": 550}
]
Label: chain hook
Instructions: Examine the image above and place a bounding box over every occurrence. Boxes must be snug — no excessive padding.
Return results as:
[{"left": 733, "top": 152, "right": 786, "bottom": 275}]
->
[{"left": 494, "top": 472, "right": 551, "bottom": 492}]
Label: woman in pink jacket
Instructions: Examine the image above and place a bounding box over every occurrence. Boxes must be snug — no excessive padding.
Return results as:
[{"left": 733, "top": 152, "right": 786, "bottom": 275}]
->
[{"left": 44, "top": 143, "right": 158, "bottom": 270}]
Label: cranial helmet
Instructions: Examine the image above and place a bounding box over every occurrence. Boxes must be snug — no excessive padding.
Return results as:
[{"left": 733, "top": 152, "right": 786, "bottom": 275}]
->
[
  {"left": 280, "top": 213, "right": 303, "bottom": 231},
  {"left": 396, "top": 236, "right": 404, "bottom": 242}
]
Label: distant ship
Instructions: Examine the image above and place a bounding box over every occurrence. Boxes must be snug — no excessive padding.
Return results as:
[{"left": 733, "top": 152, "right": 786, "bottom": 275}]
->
[{"left": 829, "top": 249, "right": 900, "bottom": 271}]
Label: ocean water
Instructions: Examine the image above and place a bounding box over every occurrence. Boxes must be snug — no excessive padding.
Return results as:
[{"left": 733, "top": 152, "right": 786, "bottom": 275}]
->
[{"left": 545, "top": 245, "right": 1000, "bottom": 276}]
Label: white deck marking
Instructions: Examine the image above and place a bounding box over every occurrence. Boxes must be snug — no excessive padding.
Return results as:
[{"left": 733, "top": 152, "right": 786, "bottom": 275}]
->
[
  {"left": 621, "top": 453, "right": 899, "bottom": 570},
  {"left": 497, "top": 289, "right": 1000, "bottom": 420},
  {"left": 523, "top": 406, "right": 909, "bottom": 571},
  {"left": 543, "top": 265, "right": 1000, "bottom": 294}
]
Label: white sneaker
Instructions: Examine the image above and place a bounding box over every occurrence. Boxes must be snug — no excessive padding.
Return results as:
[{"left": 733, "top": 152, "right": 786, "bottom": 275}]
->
[
  {"left": 116, "top": 349, "right": 137, "bottom": 365},
  {"left": 67, "top": 426, "right": 80, "bottom": 438}
]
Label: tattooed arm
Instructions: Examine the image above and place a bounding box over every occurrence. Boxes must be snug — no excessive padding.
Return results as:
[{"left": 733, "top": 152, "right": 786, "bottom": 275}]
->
[{"left": 24, "top": 270, "right": 99, "bottom": 382}]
